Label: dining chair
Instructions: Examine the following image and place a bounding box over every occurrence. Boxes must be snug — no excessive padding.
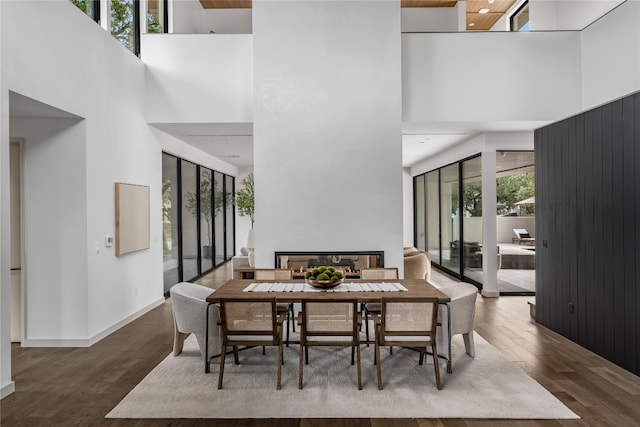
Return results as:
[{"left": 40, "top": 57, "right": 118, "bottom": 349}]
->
[
  {"left": 360, "top": 268, "right": 399, "bottom": 345},
  {"left": 373, "top": 297, "right": 442, "bottom": 390},
  {"left": 217, "top": 298, "right": 286, "bottom": 390},
  {"left": 253, "top": 269, "right": 296, "bottom": 346},
  {"left": 298, "top": 300, "right": 362, "bottom": 390}
]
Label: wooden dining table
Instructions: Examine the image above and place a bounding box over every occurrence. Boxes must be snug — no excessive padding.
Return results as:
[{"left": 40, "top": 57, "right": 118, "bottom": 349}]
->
[{"left": 204, "top": 278, "right": 453, "bottom": 373}]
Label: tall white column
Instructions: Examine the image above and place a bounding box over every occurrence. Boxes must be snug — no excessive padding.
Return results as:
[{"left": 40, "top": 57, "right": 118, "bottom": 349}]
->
[
  {"left": 252, "top": 1, "right": 403, "bottom": 273},
  {"left": 481, "top": 151, "right": 499, "bottom": 297}
]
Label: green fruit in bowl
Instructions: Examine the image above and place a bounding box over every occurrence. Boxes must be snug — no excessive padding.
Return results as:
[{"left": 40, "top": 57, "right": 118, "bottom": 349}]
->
[
  {"left": 332, "top": 271, "right": 344, "bottom": 279},
  {"left": 308, "top": 275, "right": 316, "bottom": 281},
  {"left": 312, "top": 268, "right": 321, "bottom": 276},
  {"left": 318, "top": 267, "right": 327, "bottom": 273},
  {"left": 316, "top": 273, "right": 330, "bottom": 280},
  {"left": 304, "top": 271, "right": 312, "bottom": 279},
  {"left": 327, "top": 267, "right": 336, "bottom": 273}
]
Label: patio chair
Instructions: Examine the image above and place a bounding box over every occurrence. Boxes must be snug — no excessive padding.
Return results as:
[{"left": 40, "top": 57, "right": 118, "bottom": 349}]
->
[
  {"left": 373, "top": 297, "right": 442, "bottom": 390},
  {"left": 513, "top": 229, "right": 535, "bottom": 246},
  {"left": 298, "top": 300, "right": 362, "bottom": 390}
]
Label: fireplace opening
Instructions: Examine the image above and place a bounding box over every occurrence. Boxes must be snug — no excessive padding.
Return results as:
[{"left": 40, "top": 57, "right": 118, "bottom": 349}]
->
[{"left": 274, "top": 251, "right": 384, "bottom": 279}]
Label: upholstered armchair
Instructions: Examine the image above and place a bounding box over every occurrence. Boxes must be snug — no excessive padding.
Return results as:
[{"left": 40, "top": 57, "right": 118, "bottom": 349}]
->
[
  {"left": 170, "top": 282, "right": 221, "bottom": 361},
  {"left": 403, "top": 250, "right": 432, "bottom": 282},
  {"left": 433, "top": 281, "right": 478, "bottom": 358}
]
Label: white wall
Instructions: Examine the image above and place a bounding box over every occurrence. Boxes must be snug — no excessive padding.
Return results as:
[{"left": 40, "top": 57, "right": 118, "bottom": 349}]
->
[
  {"left": 253, "top": 1, "right": 404, "bottom": 273},
  {"left": 142, "top": 34, "right": 253, "bottom": 124},
  {"left": 531, "top": 0, "right": 625, "bottom": 31},
  {"left": 171, "top": 0, "right": 252, "bottom": 34},
  {"left": 411, "top": 131, "right": 534, "bottom": 176},
  {"left": 197, "top": 9, "right": 252, "bottom": 34},
  {"left": 403, "top": 31, "right": 582, "bottom": 124},
  {"left": 2, "top": 1, "right": 164, "bottom": 347},
  {"left": 580, "top": 0, "right": 640, "bottom": 111},
  {"left": 401, "top": 6, "right": 460, "bottom": 32},
  {"left": 10, "top": 118, "right": 89, "bottom": 340}
]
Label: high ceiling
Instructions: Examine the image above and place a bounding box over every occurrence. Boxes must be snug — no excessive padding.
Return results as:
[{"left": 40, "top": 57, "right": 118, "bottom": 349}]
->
[{"left": 199, "top": 0, "right": 518, "bottom": 31}]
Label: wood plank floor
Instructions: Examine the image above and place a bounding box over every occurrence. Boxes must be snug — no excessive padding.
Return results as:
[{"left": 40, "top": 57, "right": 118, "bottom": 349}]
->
[{"left": 2, "top": 263, "right": 640, "bottom": 426}]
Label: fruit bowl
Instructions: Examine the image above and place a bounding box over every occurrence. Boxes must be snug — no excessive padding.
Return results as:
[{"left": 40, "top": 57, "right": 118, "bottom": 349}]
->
[
  {"left": 304, "top": 266, "right": 345, "bottom": 289},
  {"left": 305, "top": 278, "right": 344, "bottom": 289}
]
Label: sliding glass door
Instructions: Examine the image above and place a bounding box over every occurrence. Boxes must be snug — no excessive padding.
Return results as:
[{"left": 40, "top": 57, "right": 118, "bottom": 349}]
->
[
  {"left": 413, "top": 154, "right": 483, "bottom": 288},
  {"left": 162, "top": 153, "right": 235, "bottom": 292},
  {"left": 462, "top": 156, "right": 483, "bottom": 284},
  {"left": 440, "top": 164, "right": 459, "bottom": 272}
]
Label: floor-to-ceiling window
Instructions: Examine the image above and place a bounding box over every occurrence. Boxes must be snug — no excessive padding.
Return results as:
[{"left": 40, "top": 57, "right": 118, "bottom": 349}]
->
[
  {"left": 440, "top": 163, "right": 460, "bottom": 273},
  {"left": 214, "top": 171, "right": 226, "bottom": 266},
  {"left": 200, "top": 167, "right": 214, "bottom": 273},
  {"left": 225, "top": 174, "right": 235, "bottom": 260},
  {"left": 162, "top": 154, "right": 180, "bottom": 293},
  {"left": 414, "top": 175, "right": 426, "bottom": 251},
  {"left": 414, "top": 154, "right": 483, "bottom": 288},
  {"left": 181, "top": 161, "right": 199, "bottom": 281},
  {"left": 162, "top": 153, "right": 235, "bottom": 292},
  {"left": 426, "top": 170, "right": 440, "bottom": 265},
  {"left": 462, "top": 156, "right": 483, "bottom": 284}
]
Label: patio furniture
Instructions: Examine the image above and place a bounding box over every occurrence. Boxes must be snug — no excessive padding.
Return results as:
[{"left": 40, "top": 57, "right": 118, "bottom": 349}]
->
[{"left": 513, "top": 229, "right": 535, "bottom": 246}]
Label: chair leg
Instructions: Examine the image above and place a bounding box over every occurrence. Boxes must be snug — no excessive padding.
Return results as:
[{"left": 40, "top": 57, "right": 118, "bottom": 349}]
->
[
  {"left": 276, "top": 341, "right": 283, "bottom": 390},
  {"left": 298, "top": 324, "right": 305, "bottom": 389},
  {"left": 290, "top": 304, "right": 296, "bottom": 332},
  {"left": 172, "top": 318, "right": 189, "bottom": 356},
  {"left": 375, "top": 333, "right": 382, "bottom": 390},
  {"left": 419, "top": 348, "right": 425, "bottom": 365},
  {"left": 364, "top": 309, "right": 370, "bottom": 347},
  {"left": 356, "top": 337, "right": 362, "bottom": 390},
  {"left": 218, "top": 345, "right": 227, "bottom": 389},
  {"left": 463, "top": 332, "right": 476, "bottom": 357},
  {"left": 432, "top": 343, "right": 442, "bottom": 390},
  {"left": 286, "top": 310, "right": 291, "bottom": 347},
  {"left": 263, "top": 346, "right": 266, "bottom": 355},
  {"left": 233, "top": 346, "right": 240, "bottom": 364}
]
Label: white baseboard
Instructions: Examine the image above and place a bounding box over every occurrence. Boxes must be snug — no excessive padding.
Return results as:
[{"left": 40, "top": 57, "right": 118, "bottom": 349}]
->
[
  {"left": 1, "top": 381, "right": 15, "bottom": 399},
  {"left": 22, "top": 297, "right": 166, "bottom": 347}
]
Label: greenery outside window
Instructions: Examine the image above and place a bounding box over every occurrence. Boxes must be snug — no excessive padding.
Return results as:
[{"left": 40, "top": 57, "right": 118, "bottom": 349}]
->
[{"left": 70, "top": 0, "right": 99, "bottom": 22}]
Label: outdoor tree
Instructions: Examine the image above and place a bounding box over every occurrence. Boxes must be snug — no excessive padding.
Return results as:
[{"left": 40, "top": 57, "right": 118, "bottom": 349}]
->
[
  {"left": 463, "top": 181, "right": 482, "bottom": 217},
  {"left": 496, "top": 173, "right": 535, "bottom": 215}
]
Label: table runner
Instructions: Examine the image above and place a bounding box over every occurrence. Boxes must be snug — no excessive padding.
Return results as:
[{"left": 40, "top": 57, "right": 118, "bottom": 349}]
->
[{"left": 243, "top": 282, "right": 408, "bottom": 293}]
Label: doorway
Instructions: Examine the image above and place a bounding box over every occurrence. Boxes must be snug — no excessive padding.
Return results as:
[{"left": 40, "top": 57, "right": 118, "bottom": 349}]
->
[
  {"left": 9, "top": 139, "right": 24, "bottom": 343},
  {"left": 495, "top": 150, "right": 535, "bottom": 295}
]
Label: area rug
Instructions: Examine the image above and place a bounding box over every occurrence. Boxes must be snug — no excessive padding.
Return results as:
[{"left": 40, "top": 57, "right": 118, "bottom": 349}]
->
[{"left": 107, "top": 333, "right": 578, "bottom": 419}]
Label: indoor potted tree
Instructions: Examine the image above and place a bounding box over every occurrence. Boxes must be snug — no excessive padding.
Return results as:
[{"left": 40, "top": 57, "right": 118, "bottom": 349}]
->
[
  {"left": 235, "top": 173, "right": 255, "bottom": 265},
  {"left": 185, "top": 173, "right": 225, "bottom": 260}
]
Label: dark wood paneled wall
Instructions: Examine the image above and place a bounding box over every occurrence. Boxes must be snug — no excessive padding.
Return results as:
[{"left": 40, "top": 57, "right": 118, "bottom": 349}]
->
[{"left": 535, "top": 91, "right": 640, "bottom": 375}]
